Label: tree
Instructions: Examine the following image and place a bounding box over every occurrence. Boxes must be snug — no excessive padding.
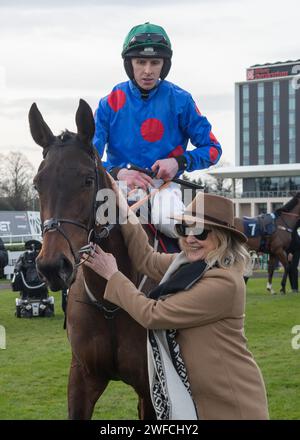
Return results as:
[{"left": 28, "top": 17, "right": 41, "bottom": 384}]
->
[
  {"left": 0, "top": 152, "right": 37, "bottom": 210},
  {"left": 210, "top": 176, "right": 233, "bottom": 195}
]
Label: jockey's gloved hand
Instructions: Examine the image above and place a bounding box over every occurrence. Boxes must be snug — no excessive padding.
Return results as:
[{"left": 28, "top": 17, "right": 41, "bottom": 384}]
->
[
  {"left": 151, "top": 158, "right": 179, "bottom": 180},
  {"left": 116, "top": 168, "right": 154, "bottom": 191}
]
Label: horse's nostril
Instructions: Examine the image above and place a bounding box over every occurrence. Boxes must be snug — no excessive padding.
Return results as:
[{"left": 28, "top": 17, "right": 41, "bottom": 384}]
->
[
  {"left": 59, "top": 256, "right": 73, "bottom": 279},
  {"left": 37, "top": 255, "right": 75, "bottom": 291}
]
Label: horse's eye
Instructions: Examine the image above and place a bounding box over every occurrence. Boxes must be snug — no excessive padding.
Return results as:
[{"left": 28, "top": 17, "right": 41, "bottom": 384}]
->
[{"left": 85, "top": 177, "right": 94, "bottom": 187}]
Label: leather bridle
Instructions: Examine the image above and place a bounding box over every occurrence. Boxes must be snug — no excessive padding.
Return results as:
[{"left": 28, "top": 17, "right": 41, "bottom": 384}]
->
[{"left": 41, "top": 152, "right": 111, "bottom": 265}]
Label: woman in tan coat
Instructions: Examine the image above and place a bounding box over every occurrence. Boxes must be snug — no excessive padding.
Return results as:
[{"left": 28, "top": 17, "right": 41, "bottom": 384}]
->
[{"left": 83, "top": 189, "right": 269, "bottom": 420}]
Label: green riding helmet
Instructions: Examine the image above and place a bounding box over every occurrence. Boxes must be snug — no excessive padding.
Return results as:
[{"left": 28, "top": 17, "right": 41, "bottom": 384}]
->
[{"left": 122, "top": 22, "right": 173, "bottom": 81}]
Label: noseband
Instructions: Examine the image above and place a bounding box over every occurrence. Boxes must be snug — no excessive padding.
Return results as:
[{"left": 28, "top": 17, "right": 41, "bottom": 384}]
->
[{"left": 42, "top": 218, "right": 89, "bottom": 264}]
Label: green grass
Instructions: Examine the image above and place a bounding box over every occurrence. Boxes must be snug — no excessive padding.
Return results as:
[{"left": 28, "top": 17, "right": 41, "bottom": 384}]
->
[{"left": 0, "top": 277, "right": 300, "bottom": 420}]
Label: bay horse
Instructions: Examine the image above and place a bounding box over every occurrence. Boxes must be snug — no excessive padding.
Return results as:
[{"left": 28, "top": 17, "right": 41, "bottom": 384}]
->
[
  {"left": 29, "top": 99, "right": 156, "bottom": 419},
  {"left": 234, "top": 193, "right": 300, "bottom": 294}
]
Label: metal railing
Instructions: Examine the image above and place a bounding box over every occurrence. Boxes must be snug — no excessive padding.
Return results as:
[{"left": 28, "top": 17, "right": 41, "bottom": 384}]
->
[
  {"left": 240, "top": 190, "right": 293, "bottom": 199},
  {"left": 209, "top": 190, "right": 293, "bottom": 199},
  {"left": 0, "top": 234, "right": 42, "bottom": 246}
]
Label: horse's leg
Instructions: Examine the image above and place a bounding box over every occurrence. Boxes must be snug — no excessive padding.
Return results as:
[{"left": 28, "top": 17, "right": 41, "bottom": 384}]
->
[
  {"left": 280, "top": 265, "right": 290, "bottom": 294},
  {"left": 276, "top": 250, "right": 288, "bottom": 295},
  {"left": 68, "top": 356, "right": 109, "bottom": 420},
  {"left": 267, "top": 255, "right": 276, "bottom": 295}
]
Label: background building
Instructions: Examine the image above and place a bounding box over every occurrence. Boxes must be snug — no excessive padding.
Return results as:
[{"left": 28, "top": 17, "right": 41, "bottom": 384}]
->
[{"left": 208, "top": 60, "right": 300, "bottom": 216}]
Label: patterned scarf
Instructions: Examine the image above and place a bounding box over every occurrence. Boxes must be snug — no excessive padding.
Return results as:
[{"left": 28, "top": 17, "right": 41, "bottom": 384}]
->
[{"left": 147, "top": 252, "right": 209, "bottom": 420}]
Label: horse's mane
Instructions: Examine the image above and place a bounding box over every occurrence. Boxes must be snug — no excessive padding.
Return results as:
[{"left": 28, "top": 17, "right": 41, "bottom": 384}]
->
[{"left": 275, "top": 192, "right": 300, "bottom": 214}]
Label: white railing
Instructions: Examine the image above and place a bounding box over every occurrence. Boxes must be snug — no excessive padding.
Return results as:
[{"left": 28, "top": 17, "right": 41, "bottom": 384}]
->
[{"left": 0, "top": 234, "right": 42, "bottom": 246}]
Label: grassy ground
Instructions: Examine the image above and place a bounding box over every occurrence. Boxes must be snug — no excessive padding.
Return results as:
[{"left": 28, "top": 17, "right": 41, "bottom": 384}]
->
[{"left": 0, "top": 276, "right": 299, "bottom": 420}]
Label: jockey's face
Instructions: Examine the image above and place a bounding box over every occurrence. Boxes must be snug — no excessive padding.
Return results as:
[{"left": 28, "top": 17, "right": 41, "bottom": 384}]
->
[{"left": 131, "top": 58, "right": 164, "bottom": 90}]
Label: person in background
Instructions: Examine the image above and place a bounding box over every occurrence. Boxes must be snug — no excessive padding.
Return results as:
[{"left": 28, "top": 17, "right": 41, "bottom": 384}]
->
[
  {"left": 0, "top": 237, "right": 8, "bottom": 279},
  {"left": 93, "top": 22, "right": 221, "bottom": 238},
  {"left": 82, "top": 182, "right": 269, "bottom": 420},
  {"left": 287, "top": 220, "right": 300, "bottom": 293}
]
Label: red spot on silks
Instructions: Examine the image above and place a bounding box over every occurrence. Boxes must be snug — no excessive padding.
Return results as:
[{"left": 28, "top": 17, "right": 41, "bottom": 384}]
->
[
  {"left": 141, "top": 118, "right": 164, "bottom": 142},
  {"left": 209, "top": 147, "right": 219, "bottom": 163},
  {"left": 195, "top": 104, "right": 202, "bottom": 115},
  {"left": 168, "top": 145, "right": 184, "bottom": 158},
  {"left": 108, "top": 90, "right": 126, "bottom": 112},
  {"left": 209, "top": 131, "right": 219, "bottom": 144}
]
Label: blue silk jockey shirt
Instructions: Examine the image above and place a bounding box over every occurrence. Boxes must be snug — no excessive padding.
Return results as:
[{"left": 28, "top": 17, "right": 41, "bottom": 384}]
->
[{"left": 93, "top": 80, "right": 222, "bottom": 175}]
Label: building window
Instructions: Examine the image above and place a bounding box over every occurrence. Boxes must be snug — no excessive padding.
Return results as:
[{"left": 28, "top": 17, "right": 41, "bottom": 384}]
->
[
  {"left": 273, "top": 99, "right": 280, "bottom": 111},
  {"left": 273, "top": 141, "right": 280, "bottom": 164},
  {"left": 257, "top": 82, "right": 265, "bottom": 164},
  {"left": 289, "top": 112, "right": 295, "bottom": 124},
  {"left": 243, "top": 84, "right": 249, "bottom": 100},
  {"left": 289, "top": 97, "right": 296, "bottom": 110},
  {"left": 243, "top": 116, "right": 249, "bottom": 128},
  {"left": 289, "top": 80, "right": 296, "bottom": 96},
  {"left": 243, "top": 101, "right": 249, "bottom": 114},
  {"left": 273, "top": 81, "right": 280, "bottom": 165},
  {"left": 273, "top": 81, "right": 280, "bottom": 97},
  {"left": 243, "top": 130, "right": 249, "bottom": 142},
  {"left": 243, "top": 142, "right": 250, "bottom": 165},
  {"left": 258, "top": 83, "right": 264, "bottom": 99},
  {"left": 289, "top": 126, "right": 296, "bottom": 140},
  {"left": 289, "top": 79, "right": 296, "bottom": 163},
  {"left": 273, "top": 113, "right": 280, "bottom": 125}
]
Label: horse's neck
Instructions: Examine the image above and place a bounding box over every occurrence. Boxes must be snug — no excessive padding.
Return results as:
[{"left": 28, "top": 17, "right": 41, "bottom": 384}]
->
[{"left": 279, "top": 207, "right": 300, "bottom": 228}]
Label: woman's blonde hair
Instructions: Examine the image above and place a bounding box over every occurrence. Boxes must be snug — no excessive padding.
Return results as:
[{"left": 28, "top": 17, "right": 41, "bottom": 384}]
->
[{"left": 206, "top": 226, "right": 251, "bottom": 272}]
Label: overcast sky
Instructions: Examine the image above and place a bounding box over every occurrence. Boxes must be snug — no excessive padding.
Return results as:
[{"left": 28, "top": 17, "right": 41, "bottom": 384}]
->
[{"left": 0, "top": 0, "right": 299, "bottom": 172}]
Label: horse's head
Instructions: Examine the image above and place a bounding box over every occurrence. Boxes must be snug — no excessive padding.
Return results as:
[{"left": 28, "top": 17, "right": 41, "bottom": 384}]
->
[{"left": 29, "top": 99, "right": 109, "bottom": 291}]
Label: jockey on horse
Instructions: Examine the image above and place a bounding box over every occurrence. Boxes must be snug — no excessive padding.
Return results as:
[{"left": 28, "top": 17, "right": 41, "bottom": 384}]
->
[{"left": 93, "top": 22, "right": 222, "bottom": 239}]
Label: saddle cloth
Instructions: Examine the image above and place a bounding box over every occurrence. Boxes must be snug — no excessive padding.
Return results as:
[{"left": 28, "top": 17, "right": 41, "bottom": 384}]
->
[{"left": 243, "top": 213, "right": 276, "bottom": 238}]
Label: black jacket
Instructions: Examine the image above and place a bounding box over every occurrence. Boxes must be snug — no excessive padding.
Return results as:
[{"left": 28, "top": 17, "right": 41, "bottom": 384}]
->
[
  {"left": 0, "top": 238, "right": 8, "bottom": 268},
  {"left": 288, "top": 220, "right": 300, "bottom": 254}
]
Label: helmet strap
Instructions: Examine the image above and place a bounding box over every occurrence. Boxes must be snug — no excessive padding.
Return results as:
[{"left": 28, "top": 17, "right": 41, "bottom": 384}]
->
[
  {"left": 160, "top": 58, "right": 171, "bottom": 80},
  {"left": 123, "top": 58, "right": 134, "bottom": 80}
]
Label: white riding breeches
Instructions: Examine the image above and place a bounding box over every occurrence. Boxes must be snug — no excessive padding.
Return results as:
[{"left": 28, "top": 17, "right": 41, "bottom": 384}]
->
[{"left": 150, "top": 180, "right": 185, "bottom": 238}]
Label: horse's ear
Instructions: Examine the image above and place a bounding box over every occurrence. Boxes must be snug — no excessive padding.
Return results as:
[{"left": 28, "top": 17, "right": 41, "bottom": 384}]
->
[
  {"left": 29, "top": 103, "right": 55, "bottom": 148},
  {"left": 28, "top": 102, "right": 55, "bottom": 148},
  {"left": 75, "top": 99, "right": 95, "bottom": 146}
]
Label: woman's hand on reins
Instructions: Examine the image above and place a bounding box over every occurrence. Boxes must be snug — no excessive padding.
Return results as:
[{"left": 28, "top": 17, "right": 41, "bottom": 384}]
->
[{"left": 82, "top": 244, "right": 119, "bottom": 280}]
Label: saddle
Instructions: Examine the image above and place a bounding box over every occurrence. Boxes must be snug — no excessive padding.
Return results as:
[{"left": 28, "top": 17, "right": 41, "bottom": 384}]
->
[
  {"left": 146, "top": 223, "right": 180, "bottom": 254},
  {"left": 243, "top": 213, "right": 277, "bottom": 238}
]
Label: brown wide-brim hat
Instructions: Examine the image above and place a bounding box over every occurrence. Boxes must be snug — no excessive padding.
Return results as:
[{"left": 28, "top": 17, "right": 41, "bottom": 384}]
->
[{"left": 171, "top": 192, "right": 247, "bottom": 243}]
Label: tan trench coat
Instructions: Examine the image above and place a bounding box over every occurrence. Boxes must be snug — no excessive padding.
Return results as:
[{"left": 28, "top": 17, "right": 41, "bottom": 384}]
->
[{"left": 104, "top": 219, "right": 269, "bottom": 420}]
